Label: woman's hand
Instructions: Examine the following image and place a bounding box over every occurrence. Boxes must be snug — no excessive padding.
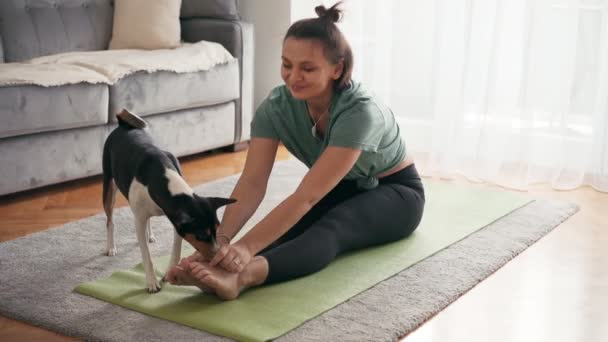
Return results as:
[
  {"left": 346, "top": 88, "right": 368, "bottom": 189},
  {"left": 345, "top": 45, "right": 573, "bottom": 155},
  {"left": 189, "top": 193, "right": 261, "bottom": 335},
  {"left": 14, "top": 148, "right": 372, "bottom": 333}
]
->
[{"left": 210, "top": 241, "right": 253, "bottom": 273}]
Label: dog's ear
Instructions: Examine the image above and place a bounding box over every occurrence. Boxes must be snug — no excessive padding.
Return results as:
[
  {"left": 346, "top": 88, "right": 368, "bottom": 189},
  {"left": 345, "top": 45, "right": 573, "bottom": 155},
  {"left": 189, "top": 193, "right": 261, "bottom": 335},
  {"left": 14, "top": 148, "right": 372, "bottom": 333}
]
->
[
  {"left": 172, "top": 211, "right": 193, "bottom": 226},
  {"left": 171, "top": 211, "right": 194, "bottom": 237},
  {"left": 207, "top": 197, "right": 237, "bottom": 211}
]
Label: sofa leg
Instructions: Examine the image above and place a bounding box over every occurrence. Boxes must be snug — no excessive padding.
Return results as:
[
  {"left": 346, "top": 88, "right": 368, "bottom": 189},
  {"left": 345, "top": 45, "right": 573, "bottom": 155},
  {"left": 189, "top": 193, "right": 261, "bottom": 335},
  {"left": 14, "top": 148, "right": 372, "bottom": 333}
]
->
[{"left": 224, "top": 141, "right": 249, "bottom": 152}]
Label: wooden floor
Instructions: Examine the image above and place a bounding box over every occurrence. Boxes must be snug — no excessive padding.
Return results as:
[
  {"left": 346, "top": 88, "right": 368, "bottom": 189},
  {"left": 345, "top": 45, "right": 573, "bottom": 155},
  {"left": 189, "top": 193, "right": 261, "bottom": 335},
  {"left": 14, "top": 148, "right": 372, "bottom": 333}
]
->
[{"left": 1, "top": 146, "right": 606, "bottom": 342}]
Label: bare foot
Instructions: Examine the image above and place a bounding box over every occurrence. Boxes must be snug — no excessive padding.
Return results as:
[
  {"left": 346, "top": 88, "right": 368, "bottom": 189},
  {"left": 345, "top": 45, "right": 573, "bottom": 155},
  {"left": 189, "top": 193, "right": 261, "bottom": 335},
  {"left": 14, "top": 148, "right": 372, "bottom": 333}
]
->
[
  {"left": 185, "top": 251, "right": 208, "bottom": 263},
  {"left": 164, "top": 251, "right": 207, "bottom": 283},
  {"left": 188, "top": 261, "right": 241, "bottom": 301},
  {"left": 165, "top": 258, "right": 215, "bottom": 293}
]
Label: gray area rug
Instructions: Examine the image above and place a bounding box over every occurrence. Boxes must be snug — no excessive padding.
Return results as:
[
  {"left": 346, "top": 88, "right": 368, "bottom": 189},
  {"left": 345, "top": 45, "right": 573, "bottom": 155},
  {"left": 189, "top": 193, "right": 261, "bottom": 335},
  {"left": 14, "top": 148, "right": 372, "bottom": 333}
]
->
[{"left": 0, "top": 159, "right": 579, "bottom": 341}]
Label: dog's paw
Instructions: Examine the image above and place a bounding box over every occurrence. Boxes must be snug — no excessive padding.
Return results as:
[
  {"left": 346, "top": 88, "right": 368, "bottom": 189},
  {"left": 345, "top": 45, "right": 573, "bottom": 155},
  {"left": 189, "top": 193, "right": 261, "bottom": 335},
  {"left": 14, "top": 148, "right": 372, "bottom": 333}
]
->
[
  {"left": 147, "top": 281, "right": 162, "bottom": 293},
  {"left": 106, "top": 248, "right": 118, "bottom": 256}
]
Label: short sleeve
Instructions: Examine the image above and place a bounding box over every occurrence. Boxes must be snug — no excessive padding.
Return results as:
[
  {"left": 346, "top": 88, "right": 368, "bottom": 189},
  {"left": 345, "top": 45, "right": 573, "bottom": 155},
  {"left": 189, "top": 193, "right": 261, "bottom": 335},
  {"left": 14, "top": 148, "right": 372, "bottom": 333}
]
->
[
  {"left": 328, "top": 102, "right": 385, "bottom": 152},
  {"left": 250, "top": 97, "right": 279, "bottom": 140}
]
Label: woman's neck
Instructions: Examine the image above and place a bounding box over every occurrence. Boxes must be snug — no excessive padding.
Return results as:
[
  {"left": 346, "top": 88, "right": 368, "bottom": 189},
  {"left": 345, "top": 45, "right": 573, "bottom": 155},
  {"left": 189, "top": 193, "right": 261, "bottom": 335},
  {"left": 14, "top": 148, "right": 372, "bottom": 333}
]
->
[{"left": 306, "top": 88, "right": 334, "bottom": 115}]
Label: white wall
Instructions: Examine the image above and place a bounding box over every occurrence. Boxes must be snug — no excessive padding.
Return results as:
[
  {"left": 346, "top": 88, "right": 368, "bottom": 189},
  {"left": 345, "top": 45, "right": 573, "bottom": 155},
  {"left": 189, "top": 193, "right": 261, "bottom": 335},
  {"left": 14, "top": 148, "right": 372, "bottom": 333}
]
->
[
  {"left": 239, "top": 0, "right": 292, "bottom": 109},
  {"left": 239, "top": 0, "right": 332, "bottom": 109},
  {"left": 290, "top": 0, "right": 323, "bottom": 22}
]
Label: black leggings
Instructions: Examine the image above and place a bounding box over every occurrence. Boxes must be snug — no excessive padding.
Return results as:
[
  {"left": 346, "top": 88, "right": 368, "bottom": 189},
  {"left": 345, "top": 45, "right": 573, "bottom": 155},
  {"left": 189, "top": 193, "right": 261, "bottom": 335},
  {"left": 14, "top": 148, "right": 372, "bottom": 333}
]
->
[{"left": 258, "top": 164, "right": 425, "bottom": 284}]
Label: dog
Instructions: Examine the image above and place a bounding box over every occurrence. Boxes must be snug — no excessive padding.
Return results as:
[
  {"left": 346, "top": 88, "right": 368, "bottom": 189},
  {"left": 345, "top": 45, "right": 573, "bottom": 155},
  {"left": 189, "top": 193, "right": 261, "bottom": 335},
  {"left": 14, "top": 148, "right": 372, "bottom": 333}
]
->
[{"left": 102, "top": 109, "right": 236, "bottom": 293}]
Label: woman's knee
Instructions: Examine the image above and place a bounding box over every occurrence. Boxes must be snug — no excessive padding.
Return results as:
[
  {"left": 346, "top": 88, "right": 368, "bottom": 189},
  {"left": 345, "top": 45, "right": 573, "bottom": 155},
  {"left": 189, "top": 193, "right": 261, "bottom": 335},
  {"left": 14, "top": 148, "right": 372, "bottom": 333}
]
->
[
  {"left": 391, "top": 219, "right": 420, "bottom": 240},
  {"left": 375, "top": 186, "right": 425, "bottom": 240}
]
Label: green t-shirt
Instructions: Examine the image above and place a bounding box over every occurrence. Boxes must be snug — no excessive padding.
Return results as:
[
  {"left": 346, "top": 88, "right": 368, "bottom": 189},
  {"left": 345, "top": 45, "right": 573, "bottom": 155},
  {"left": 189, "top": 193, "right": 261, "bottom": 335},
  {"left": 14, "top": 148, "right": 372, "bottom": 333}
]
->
[{"left": 251, "top": 81, "right": 406, "bottom": 189}]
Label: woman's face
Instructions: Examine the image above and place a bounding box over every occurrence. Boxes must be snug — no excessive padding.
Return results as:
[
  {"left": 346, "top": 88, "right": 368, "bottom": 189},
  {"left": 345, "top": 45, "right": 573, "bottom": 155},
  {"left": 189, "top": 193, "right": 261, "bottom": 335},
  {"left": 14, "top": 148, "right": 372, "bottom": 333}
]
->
[{"left": 281, "top": 37, "right": 343, "bottom": 101}]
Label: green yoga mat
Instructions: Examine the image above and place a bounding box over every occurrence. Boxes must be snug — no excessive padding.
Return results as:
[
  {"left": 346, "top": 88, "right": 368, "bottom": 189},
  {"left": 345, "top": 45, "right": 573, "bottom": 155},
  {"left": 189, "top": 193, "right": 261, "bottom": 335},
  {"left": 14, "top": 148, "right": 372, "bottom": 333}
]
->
[{"left": 75, "top": 182, "right": 530, "bottom": 342}]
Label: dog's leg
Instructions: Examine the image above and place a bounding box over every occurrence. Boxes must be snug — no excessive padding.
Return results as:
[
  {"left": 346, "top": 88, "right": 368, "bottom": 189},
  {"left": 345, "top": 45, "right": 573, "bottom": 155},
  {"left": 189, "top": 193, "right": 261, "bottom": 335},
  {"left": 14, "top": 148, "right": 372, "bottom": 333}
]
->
[
  {"left": 146, "top": 220, "right": 157, "bottom": 243},
  {"left": 103, "top": 177, "right": 118, "bottom": 256},
  {"left": 135, "top": 215, "right": 162, "bottom": 293},
  {"left": 161, "top": 150, "right": 183, "bottom": 281},
  {"left": 162, "top": 231, "right": 183, "bottom": 282}
]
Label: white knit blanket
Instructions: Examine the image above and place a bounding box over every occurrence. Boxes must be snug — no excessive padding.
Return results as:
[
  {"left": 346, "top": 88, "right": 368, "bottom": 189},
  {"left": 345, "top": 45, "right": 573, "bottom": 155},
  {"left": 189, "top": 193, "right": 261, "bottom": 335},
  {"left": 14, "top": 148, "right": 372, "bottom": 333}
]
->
[{"left": 0, "top": 40, "right": 235, "bottom": 87}]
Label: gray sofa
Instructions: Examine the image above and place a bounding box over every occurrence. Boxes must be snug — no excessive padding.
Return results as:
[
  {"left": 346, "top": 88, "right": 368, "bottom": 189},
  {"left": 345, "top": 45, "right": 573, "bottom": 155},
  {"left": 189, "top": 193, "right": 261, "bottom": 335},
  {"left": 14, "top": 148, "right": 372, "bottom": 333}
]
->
[{"left": 0, "top": 0, "right": 253, "bottom": 196}]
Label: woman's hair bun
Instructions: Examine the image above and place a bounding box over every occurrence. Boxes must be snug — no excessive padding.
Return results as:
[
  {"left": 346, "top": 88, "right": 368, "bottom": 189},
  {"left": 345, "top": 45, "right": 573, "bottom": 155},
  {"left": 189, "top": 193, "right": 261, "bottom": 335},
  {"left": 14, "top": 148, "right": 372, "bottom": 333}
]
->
[{"left": 315, "top": 2, "right": 342, "bottom": 23}]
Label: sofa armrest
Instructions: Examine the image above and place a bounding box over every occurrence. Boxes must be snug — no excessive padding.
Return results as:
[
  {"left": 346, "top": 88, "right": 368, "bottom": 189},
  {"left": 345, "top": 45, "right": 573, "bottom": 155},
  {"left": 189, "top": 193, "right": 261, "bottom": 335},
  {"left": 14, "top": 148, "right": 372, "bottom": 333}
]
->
[
  {"left": 181, "top": 19, "right": 254, "bottom": 143},
  {"left": 181, "top": 19, "right": 241, "bottom": 59},
  {"left": 0, "top": 35, "right": 4, "bottom": 63},
  {"left": 181, "top": 0, "right": 239, "bottom": 20},
  {"left": 239, "top": 22, "right": 254, "bottom": 142}
]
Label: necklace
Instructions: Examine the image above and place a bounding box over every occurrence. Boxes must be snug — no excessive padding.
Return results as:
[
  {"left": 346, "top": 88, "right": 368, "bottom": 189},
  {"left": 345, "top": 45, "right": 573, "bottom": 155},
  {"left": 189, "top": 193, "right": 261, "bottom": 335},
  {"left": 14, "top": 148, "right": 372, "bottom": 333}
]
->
[{"left": 306, "top": 102, "right": 331, "bottom": 139}]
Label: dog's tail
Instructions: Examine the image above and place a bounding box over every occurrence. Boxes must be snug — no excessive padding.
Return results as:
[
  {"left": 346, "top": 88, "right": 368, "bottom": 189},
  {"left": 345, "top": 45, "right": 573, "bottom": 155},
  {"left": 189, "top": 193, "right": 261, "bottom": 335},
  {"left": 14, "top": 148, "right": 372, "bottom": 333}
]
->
[{"left": 116, "top": 109, "right": 148, "bottom": 130}]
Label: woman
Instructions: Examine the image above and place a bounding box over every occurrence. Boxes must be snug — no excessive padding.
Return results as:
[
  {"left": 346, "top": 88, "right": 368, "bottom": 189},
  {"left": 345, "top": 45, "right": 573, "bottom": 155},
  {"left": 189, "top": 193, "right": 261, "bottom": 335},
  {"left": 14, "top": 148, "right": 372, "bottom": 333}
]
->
[{"left": 167, "top": 2, "right": 425, "bottom": 300}]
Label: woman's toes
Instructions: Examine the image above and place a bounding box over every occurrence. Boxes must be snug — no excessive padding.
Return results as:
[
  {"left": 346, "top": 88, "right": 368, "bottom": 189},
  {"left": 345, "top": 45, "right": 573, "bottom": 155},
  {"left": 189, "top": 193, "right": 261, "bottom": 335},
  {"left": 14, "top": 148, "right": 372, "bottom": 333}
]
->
[
  {"left": 175, "top": 272, "right": 191, "bottom": 285},
  {"left": 193, "top": 268, "right": 210, "bottom": 280},
  {"left": 189, "top": 262, "right": 208, "bottom": 277},
  {"left": 164, "top": 269, "right": 176, "bottom": 283},
  {"left": 187, "top": 252, "right": 206, "bottom": 263},
  {"left": 178, "top": 258, "right": 190, "bottom": 268},
  {"left": 167, "top": 264, "right": 187, "bottom": 282}
]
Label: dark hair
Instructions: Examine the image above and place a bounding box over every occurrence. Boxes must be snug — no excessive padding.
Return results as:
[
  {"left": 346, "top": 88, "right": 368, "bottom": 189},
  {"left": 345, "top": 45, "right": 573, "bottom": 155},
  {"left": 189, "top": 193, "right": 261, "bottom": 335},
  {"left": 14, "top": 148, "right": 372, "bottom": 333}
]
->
[{"left": 284, "top": 2, "right": 353, "bottom": 91}]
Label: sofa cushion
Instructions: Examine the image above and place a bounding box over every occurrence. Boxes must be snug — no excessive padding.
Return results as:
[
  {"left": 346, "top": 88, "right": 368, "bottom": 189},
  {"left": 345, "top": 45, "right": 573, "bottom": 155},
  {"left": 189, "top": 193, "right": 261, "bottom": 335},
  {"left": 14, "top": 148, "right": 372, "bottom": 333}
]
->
[
  {"left": 180, "top": 0, "right": 239, "bottom": 20},
  {"left": 144, "top": 102, "right": 236, "bottom": 156},
  {"left": 0, "top": 0, "right": 114, "bottom": 62},
  {"left": 0, "top": 61, "right": 111, "bottom": 87},
  {"left": 7, "top": 41, "right": 235, "bottom": 88},
  {"left": 109, "top": 0, "right": 182, "bottom": 50},
  {"left": 0, "top": 102, "right": 236, "bottom": 195},
  {"left": 0, "top": 124, "right": 109, "bottom": 195},
  {"left": 0, "top": 84, "right": 109, "bottom": 139},
  {"left": 109, "top": 59, "right": 239, "bottom": 120}
]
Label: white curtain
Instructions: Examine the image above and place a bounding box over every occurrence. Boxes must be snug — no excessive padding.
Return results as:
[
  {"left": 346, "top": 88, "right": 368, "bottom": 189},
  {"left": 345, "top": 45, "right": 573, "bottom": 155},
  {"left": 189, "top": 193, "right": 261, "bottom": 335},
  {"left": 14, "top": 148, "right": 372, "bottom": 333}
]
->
[{"left": 308, "top": 0, "right": 608, "bottom": 192}]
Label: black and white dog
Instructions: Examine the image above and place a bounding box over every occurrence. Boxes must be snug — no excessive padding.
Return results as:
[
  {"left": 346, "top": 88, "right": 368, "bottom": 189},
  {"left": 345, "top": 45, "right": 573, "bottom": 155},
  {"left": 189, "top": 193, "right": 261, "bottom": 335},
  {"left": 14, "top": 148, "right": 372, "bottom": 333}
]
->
[{"left": 102, "top": 109, "right": 235, "bottom": 293}]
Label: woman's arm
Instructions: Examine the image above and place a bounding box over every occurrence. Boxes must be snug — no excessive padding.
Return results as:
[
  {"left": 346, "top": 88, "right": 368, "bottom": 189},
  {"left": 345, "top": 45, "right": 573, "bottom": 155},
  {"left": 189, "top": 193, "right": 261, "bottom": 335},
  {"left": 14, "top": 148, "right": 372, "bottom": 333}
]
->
[
  {"left": 238, "top": 145, "right": 362, "bottom": 255},
  {"left": 217, "top": 137, "right": 279, "bottom": 241}
]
